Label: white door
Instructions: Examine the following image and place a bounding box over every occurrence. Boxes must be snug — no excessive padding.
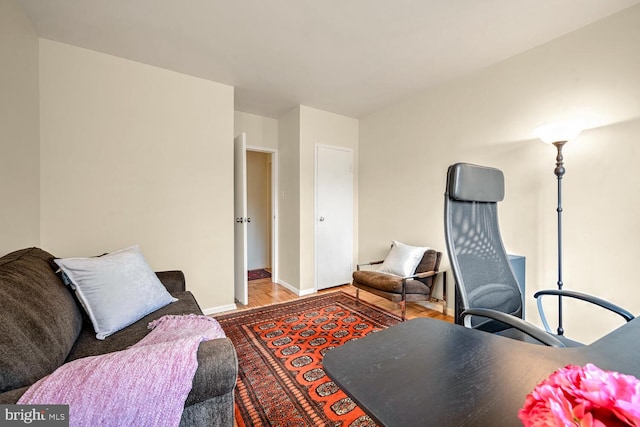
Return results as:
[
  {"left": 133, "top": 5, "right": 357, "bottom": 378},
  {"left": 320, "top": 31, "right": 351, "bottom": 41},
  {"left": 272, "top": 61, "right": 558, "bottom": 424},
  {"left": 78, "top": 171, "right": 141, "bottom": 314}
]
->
[
  {"left": 316, "top": 145, "right": 353, "bottom": 290},
  {"left": 234, "top": 133, "right": 248, "bottom": 305}
]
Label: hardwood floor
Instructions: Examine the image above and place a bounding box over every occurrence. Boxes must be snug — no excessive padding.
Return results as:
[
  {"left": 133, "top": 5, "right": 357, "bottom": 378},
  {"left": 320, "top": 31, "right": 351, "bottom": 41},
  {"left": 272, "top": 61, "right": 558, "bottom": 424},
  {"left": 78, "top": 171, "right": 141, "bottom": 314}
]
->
[{"left": 228, "top": 277, "right": 453, "bottom": 322}]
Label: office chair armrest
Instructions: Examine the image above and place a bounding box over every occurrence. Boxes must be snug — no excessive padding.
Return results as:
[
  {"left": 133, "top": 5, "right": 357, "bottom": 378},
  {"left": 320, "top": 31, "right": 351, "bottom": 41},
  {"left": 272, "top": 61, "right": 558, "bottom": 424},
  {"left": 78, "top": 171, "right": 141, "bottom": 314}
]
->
[
  {"left": 461, "top": 308, "right": 566, "bottom": 348},
  {"left": 534, "top": 289, "right": 635, "bottom": 333},
  {"left": 356, "top": 260, "right": 384, "bottom": 271}
]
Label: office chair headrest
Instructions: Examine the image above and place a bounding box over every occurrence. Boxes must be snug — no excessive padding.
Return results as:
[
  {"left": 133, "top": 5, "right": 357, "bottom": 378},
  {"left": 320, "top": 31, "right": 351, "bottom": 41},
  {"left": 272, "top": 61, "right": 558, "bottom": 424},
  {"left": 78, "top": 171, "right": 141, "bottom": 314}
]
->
[{"left": 446, "top": 163, "right": 504, "bottom": 202}]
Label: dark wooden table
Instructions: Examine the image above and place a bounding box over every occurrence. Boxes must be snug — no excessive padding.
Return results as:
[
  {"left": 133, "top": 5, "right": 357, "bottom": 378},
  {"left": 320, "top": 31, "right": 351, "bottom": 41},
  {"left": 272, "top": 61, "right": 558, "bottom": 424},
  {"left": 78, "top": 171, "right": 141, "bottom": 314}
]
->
[{"left": 323, "top": 317, "right": 640, "bottom": 427}]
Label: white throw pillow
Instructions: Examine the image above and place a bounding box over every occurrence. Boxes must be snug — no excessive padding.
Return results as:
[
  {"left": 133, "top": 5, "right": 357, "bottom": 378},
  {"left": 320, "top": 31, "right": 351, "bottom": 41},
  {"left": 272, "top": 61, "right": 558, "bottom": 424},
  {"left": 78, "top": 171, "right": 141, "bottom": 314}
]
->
[
  {"left": 378, "top": 241, "right": 429, "bottom": 277},
  {"left": 55, "top": 245, "right": 177, "bottom": 340}
]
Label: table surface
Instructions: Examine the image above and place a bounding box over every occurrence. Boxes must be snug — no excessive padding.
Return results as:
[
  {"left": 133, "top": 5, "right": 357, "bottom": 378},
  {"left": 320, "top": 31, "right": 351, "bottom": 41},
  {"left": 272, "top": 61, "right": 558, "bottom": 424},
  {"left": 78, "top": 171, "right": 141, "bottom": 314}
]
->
[{"left": 322, "top": 317, "right": 640, "bottom": 427}]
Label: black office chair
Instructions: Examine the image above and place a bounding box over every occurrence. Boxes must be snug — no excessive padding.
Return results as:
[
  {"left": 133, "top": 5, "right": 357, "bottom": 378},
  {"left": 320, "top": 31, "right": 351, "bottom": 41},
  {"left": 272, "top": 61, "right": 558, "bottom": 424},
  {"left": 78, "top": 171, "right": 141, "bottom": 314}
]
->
[{"left": 444, "top": 163, "right": 634, "bottom": 347}]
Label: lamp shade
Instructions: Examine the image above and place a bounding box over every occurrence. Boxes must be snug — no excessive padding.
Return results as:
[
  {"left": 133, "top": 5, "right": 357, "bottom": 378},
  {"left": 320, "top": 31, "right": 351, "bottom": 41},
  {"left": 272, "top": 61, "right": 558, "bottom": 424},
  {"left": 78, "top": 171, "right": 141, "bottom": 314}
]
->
[{"left": 532, "top": 121, "right": 583, "bottom": 144}]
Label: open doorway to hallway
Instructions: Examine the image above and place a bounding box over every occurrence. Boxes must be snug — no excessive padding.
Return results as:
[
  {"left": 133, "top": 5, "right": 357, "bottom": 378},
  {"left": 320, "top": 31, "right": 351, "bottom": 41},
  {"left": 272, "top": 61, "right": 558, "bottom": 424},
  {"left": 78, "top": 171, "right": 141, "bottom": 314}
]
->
[{"left": 246, "top": 149, "right": 276, "bottom": 294}]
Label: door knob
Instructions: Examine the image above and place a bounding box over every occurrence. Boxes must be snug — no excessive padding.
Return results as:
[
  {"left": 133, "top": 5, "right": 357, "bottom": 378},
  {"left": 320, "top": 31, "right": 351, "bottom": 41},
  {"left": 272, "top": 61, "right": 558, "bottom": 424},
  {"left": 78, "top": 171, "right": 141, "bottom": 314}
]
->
[
  {"left": 247, "top": 217, "right": 251, "bottom": 223},
  {"left": 319, "top": 217, "right": 325, "bottom": 222},
  {"left": 236, "top": 217, "right": 243, "bottom": 223}
]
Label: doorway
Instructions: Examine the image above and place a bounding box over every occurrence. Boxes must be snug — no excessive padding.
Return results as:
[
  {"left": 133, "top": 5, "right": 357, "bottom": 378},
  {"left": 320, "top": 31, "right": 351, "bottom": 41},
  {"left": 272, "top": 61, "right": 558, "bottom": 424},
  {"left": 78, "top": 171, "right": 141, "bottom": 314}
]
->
[
  {"left": 235, "top": 142, "right": 277, "bottom": 306},
  {"left": 246, "top": 150, "right": 273, "bottom": 277}
]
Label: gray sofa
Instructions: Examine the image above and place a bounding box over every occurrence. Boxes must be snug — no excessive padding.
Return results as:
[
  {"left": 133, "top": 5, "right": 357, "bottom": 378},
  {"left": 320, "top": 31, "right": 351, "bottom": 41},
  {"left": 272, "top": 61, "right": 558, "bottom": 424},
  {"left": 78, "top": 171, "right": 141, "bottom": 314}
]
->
[{"left": 0, "top": 247, "right": 238, "bottom": 426}]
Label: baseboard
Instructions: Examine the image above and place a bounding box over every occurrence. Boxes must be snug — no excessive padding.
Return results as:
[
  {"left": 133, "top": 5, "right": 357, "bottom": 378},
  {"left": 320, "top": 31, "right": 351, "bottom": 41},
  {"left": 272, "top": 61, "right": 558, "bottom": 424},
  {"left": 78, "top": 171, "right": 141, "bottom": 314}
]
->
[
  {"left": 276, "top": 279, "right": 297, "bottom": 294},
  {"left": 300, "top": 287, "right": 316, "bottom": 296},
  {"left": 277, "top": 280, "right": 316, "bottom": 297},
  {"left": 202, "top": 303, "right": 238, "bottom": 315},
  {"left": 415, "top": 300, "right": 454, "bottom": 317}
]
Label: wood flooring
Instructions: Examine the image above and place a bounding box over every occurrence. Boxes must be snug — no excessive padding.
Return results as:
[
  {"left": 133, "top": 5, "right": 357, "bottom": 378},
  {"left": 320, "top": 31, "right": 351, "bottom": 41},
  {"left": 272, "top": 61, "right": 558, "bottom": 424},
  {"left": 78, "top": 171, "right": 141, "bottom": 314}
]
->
[{"left": 230, "top": 277, "right": 453, "bottom": 322}]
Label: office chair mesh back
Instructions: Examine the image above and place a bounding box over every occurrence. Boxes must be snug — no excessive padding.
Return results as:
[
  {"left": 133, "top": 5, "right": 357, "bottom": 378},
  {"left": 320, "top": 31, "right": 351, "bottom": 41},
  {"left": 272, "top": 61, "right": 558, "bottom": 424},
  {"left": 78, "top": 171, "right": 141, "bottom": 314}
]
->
[{"left": 444, "top": 163, "right": 522, "bottom": 331}]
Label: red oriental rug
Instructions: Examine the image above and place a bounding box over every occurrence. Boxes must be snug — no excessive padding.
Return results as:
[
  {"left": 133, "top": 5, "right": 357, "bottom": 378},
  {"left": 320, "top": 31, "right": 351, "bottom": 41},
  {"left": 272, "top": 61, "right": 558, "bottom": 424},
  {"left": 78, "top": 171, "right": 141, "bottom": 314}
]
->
[{"left": 214, "top": 291, "right": 402, "bottom": 426}]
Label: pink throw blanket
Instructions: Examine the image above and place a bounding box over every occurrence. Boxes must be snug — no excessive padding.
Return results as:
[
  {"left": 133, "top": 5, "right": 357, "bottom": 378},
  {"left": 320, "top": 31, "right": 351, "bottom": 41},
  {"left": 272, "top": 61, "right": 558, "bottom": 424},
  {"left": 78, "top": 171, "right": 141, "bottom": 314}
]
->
[{"left": 18, "top": 315, "right": 226, "bottom": 427}]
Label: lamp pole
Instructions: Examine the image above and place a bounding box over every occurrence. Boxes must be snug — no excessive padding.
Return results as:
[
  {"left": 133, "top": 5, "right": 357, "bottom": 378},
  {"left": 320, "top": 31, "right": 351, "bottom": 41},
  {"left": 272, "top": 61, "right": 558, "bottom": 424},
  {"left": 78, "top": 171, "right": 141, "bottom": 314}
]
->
[
  {"left": 552, "top": 140, "right": 567, "bottom": 336},
  {"left": 533, "top": 121, "right": 583, "bottom": 336}
]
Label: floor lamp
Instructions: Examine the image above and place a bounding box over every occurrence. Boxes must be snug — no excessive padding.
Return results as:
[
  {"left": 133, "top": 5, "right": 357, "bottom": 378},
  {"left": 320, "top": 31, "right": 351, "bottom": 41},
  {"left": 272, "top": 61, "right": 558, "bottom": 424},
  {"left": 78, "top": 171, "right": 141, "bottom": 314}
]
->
[{"left": 532, "top": 122, "right": 583, "bottom": 336}]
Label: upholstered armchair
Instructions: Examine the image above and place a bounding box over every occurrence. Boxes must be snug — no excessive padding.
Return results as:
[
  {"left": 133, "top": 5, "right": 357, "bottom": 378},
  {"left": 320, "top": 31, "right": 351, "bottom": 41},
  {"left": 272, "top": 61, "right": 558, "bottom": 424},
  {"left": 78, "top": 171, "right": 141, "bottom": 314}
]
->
[{"left": 352, "top": 241, "right": 446, "bottom": 320}]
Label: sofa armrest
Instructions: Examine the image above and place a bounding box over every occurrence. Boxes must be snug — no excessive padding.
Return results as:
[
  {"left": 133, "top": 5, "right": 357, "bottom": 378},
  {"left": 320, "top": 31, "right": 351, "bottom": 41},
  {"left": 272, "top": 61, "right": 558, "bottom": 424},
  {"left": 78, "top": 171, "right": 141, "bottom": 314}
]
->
[
  {"left": 155, "top": 270, "right": 186, "bottom": 294},
  {"left": 185, "top": 337, "right": 238, "bottom": 407}
]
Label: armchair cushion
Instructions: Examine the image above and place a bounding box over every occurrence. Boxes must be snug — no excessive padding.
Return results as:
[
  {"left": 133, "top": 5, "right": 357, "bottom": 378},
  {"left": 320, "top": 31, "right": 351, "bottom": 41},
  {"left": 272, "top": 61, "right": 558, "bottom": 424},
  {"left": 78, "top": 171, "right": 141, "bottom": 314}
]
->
[
  {"left": 352, "top": 270, "right": 431, "bottom": 296},
  {"left": 378, "top": 241, "right": 429, "bottom": 277},
  {"left": 415, "top": 248, "right": 439, "bottom": 274}
]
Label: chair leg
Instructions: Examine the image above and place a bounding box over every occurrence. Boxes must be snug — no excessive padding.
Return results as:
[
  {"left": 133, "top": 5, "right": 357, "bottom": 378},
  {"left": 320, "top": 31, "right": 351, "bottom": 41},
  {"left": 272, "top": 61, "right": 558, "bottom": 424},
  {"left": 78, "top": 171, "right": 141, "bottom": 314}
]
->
[
  {"left": 441, "top": 271, "right": 447, "bottom": 315},
  {"left": 356, "top": 288, "right": 360, "bottom": 303},
  {"left": 401, "top": 279, "right": 407, "bottom": 321}
]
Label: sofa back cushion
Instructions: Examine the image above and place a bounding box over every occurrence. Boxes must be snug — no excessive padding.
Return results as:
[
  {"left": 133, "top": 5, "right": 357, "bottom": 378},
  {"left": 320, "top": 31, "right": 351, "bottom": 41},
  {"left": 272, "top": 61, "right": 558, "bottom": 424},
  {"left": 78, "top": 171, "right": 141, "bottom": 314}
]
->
[{"left": 0, "top": 248, "right": 83, "bottom": 392}]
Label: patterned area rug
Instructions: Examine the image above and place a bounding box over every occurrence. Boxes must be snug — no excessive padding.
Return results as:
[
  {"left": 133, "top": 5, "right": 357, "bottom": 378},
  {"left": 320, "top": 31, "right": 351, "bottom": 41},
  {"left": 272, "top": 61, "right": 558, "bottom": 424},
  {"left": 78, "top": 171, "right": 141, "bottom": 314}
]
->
[
  {"left": 248, "top": 269, "right": 272, "bottom": 281},
  {"left": 215, "top": 291, "right": 402, "bottom": 426}
]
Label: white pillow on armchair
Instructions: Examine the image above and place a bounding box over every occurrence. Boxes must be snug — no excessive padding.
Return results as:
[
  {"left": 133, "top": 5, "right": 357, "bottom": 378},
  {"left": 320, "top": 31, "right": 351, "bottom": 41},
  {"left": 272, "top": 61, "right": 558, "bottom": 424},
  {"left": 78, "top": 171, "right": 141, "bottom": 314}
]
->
[{"left": 378, "top": 240, "right": 429, "bottom": 277}]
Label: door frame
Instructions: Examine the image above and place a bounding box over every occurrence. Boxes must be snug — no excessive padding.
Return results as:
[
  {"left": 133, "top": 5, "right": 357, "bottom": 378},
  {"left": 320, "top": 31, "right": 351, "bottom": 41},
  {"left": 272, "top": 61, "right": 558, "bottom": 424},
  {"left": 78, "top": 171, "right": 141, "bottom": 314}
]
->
[
  {"left": 247, "top": 145, "right": 279, "bottom": 283},
  {"left": 314, "top": 144, "right": 354, "bottom": 291}
]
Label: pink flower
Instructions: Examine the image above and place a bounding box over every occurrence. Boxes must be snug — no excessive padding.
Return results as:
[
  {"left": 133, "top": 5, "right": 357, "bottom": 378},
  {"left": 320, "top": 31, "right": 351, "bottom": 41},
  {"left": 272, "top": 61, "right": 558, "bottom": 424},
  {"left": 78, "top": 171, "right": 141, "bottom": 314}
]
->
[{"left": 519, "top": 364, "right": 640, "bottom": 427}]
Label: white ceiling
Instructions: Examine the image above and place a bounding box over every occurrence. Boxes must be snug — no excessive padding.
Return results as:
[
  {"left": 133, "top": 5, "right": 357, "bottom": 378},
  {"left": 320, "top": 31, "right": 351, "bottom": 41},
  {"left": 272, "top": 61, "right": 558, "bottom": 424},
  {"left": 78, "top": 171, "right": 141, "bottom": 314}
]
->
[{"left": 20, "top": 0, "right": 640, "bottom": 118}]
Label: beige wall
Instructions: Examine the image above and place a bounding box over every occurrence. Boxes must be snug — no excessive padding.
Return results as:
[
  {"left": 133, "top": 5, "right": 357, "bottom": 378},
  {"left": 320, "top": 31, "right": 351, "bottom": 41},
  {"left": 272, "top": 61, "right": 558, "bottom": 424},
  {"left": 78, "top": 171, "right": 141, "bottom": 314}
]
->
[
  {"left": 39, "top": 40, "right": 235, "bottom": 312},
  {"left": 299, "top": 106, "right": 359, "bottom": 293},
  {"left": 359, "top": 5, "right": 640, "bottom": 343},
  {"left": 234, "top": 111, "right": 278, "bottom": 150},
  {"left": 0, "top": 0, "right": 40, "bottom": 255},
  {"left": 276, "top": 106, "right": 359, "bottom": 294},
  {"left": 277, "top": 107, "right": 301, "bottom": 288}
]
